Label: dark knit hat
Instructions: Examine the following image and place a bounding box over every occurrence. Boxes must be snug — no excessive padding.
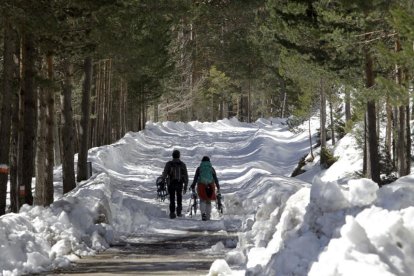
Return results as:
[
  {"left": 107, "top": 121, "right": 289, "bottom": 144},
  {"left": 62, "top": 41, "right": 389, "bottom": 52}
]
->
[
  {"left": 201, "top": 156, "right": 210, "bottom": 162},
  {"left": 172, "top": 150, "right": 180, "bottom": 158}
]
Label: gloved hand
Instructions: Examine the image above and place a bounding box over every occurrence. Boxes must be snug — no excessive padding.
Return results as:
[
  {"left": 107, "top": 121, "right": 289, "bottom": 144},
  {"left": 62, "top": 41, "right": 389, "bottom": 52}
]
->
[{"left": 183, "top": 185, "right": 187, "bottom": 194}]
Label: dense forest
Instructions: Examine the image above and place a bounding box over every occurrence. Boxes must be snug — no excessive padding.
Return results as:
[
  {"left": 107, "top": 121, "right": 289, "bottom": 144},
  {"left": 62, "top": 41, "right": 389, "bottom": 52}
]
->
[{"left": 0, "top": 0, "right": 413, "bottom": 215}]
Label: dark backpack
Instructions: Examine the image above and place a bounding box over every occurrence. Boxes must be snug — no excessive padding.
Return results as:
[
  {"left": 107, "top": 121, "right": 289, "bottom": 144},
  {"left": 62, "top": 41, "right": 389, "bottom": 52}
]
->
[{"left": 169, "top": 162, "right": 182, "bottom": 182}]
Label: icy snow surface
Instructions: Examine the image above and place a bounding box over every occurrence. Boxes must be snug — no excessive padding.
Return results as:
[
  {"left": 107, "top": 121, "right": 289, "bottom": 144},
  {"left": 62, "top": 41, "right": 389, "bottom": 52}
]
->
[{"left": 1, "top": 117, "right": 414, "bottom": 276}]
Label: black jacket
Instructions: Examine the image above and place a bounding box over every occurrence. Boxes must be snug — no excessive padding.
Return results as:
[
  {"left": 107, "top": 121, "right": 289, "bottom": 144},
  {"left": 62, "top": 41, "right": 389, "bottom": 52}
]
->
[{"left": 162, "top": 158, "right": 189, "bottom": 186}]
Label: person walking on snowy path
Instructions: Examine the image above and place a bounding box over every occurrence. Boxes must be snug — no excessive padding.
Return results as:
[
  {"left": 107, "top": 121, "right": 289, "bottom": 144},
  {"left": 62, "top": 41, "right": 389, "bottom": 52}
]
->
[
  {"left": 190, "top": 156, "right": 220, "bottom": 221},
  {"left": 162, "top": 149, "right": 189, "bottom": 219}
]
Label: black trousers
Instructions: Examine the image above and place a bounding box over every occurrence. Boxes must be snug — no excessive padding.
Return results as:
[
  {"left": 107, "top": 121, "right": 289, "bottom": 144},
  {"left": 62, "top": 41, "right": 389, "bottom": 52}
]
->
[{"left": 168, "top": 180, "right": 183, "bottom": 215}]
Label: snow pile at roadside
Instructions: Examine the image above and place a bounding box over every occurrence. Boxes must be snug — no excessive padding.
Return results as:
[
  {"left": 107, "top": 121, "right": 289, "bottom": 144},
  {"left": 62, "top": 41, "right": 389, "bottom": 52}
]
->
[
  {"left": 0, "top": 174, "right": 115, "bottom": 275},
  {"left": 308, "top": 176, "right": 414, "bottom": 276},
  {"left": 217, "top": 129, "right": 414, "bottom": 276}
]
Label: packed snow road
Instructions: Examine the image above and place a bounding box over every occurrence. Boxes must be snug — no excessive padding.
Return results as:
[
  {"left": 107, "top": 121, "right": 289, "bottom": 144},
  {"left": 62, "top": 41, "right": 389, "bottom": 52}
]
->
[
  {"left": 47, "top": 118, "right": 310, "bottom": 275},
  {"left": 33, "top": 231, "right": 239, "bottom": 275}
]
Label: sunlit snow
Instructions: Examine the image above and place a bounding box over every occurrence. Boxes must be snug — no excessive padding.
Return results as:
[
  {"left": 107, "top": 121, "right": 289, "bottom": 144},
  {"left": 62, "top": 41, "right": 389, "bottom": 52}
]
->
[{"left": 1, "top": 117, "right": 414, "bottom": 276}]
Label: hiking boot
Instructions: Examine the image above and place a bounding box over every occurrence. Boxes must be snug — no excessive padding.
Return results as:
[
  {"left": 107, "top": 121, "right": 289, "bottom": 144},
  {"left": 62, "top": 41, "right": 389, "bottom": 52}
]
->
[
  {"left": 202, "top": 213, "right": 207, "bottom": 221},
  {"left": 177, "top": 213, "right": 182, "bottom": 217},
  {"left": 170, "top": 213, "right": 176, "bottom": 219}
]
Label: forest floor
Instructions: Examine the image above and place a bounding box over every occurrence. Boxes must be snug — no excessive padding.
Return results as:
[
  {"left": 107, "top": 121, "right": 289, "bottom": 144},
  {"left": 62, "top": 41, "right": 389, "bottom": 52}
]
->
[{"left": 31, "top": 231, "right": 238, "bottom": 276}]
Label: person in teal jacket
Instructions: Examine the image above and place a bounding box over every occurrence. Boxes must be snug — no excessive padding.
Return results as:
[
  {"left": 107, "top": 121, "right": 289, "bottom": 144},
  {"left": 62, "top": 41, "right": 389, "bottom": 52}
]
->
[{"left": 191, "top": 156, "right": 220, "bottom": 221}]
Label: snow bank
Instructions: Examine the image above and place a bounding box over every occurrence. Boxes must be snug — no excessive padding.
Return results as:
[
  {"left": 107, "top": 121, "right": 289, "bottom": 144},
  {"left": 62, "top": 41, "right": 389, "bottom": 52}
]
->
[{"left": 0, "top": 174, "right": 115, "bottom": 275}]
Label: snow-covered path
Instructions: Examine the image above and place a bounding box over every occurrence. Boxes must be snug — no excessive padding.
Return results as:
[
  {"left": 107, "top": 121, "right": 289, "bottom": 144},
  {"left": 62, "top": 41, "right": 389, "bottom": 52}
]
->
[
  {"left": 40, "top": 118, "right": 311, "bottom": 275},
  {"left": 81, "top": 118, "right": 310, "bottom": 237},
  {"left": 36, "top": 231, "right": 239, "bottom": 275}
]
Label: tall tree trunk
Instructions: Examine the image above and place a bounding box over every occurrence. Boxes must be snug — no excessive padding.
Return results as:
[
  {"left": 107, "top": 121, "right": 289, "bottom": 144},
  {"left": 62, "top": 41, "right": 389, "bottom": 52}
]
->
[
  {"left": 247, "top": 63, "right": 251, "bottom": 123},
  {"left": 35, "top": 76, "right": 47, "bottom": 206},
  {"left": 405, "top": 104, "right": 411, "bottom": 175},
  {"left": 44, "top": 55, "right": 54, "bottom": 205},
  {"left": 363, "top": 114, "right": 368, "bottom": 176},
  {"left": 122, "top": 81, "right": 128, "bottom": 134},
  {"left": 21, "top": 32, "right": 36, "bottom": 205},
  {"left": 397, "top": 105, "right": 407, "bottom": 176},
  {"left": 365, "top": 48, "right": 380, "bottom": 184},
  {"left": 395, "top": 39, "right": 407, "bottom": 177},
  {"left": 77, "top": 57, "right": 92, "bottom": 182},
  {"left": 320, "top": 78, "right": 327, "bottom": 149},
  {"left": 281, "top": 91, "right": 287, "bottom": 118},
  {"left": 53, "top": 100, "right": 61, "bottom": 166},
  {"left": 329, "top": 94, "right": 335, "bottom": 145},
  {"left": 10, "top": 35, "right": 21, "bottom": 213},
  {"left": 392, "top": 107, "right": 398, "bottom": 166},
  {"left": 0, "top": 21, "right": 15, "bottom": 215},
  {"left": 278, "top": 75, "right": 287, "bottom": 118},
  {"left": 17, "top": 39, "right": 25, "bottom": 209},
  {"left": 345, "top": 87, "right": 351, "bottom": 123},
  {"left": 61, "top": 59, "right": 76, "bottom": 194},
  {"left": 116, "top": 79, "right": 123, "bottom": 139},
  {"left": 119, "top": 79, "right": 124, "bottom": 135},
  {"left": 95, "top": 60, "right": 103, "bottom": 146},
  {"left": 106, "top": 59, "right": 112, "bottom": 143},
  {"left": 103, "top": 59, "right": 109, "bottom": 144},
  {"left": 211, "top": 94, "right": 215, "bottom": 122},
  {"left": 308, "top": 116, "right": 314, "bottom": 160},
  {"left": 385, "top": 95, "right": 393, "bottom": 158},
  {"left": 90, "top": 62, "right": 97, "bottom": 148}
]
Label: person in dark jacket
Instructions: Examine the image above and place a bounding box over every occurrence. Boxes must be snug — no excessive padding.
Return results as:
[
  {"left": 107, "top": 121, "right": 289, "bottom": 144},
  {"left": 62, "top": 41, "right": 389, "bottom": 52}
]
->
[
  {"left": 191, "top": 156, "right": 220, "bottom": 221},
  {"left": 162, "top": 149, "right": 189, "bottom": 219}
]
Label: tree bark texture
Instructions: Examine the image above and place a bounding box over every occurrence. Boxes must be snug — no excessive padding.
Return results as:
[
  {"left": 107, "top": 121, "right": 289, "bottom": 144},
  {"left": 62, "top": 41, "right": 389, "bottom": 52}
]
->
[
  {"left": 364, "top": 49, "right": 380, "bottom": 184},
  {"left": 77, "top": 57, "right": 93, "bottom": 182},
  {"left": 385, "top": 96, "right": 393, "bottom": 158},
  {"left": 0, "top": 21, "right": 15, "bottom": 215},
  {"left": 397, "top": 106, "right": 407, "bottom": 176},
  {"left": 405, "top": 105, "right": 411, "bottom": 175},
  {"left": 35, "top": 83, "right": 47, "bottom": 206},
  {"left": 35, "top": 55, "right": 55, "bottom": 206},
  {"left": 21, "top": 32, "right": 36, "bottom": 205},
  {"left": 308, "top": 117, "right": 314, "bottom": 160},
  {"left": 16, "top": 40, "right": 26, "bottom": 209},
  {"left": 96, "top": 60, "right": 103, "bottom": 146},
  {"left": 61, "top": 59, "right": 76, "bottom": 194},
  {"left": 53, "top": 99, "right": 61, "bottom": 166},
  {"left": 44, "top": 55, "right": 54, "bottom": 205},
  {"left": 9, "top": 39, "right": 20, "bottom": 213},
  {"left": 363, "top": 114, "right": 368, "bottom": 176},
  {"left": 106, "top": 59, "right": 112, "bottom": 144},
  {"left": 319, "top": 78, "right": 327, "bottom": 149},
  {"left": 345, "top": 88, "right": 351, "bottom": 123},
  {"left": 329, "top": 95, "right": 335, "bottom": 145}
]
